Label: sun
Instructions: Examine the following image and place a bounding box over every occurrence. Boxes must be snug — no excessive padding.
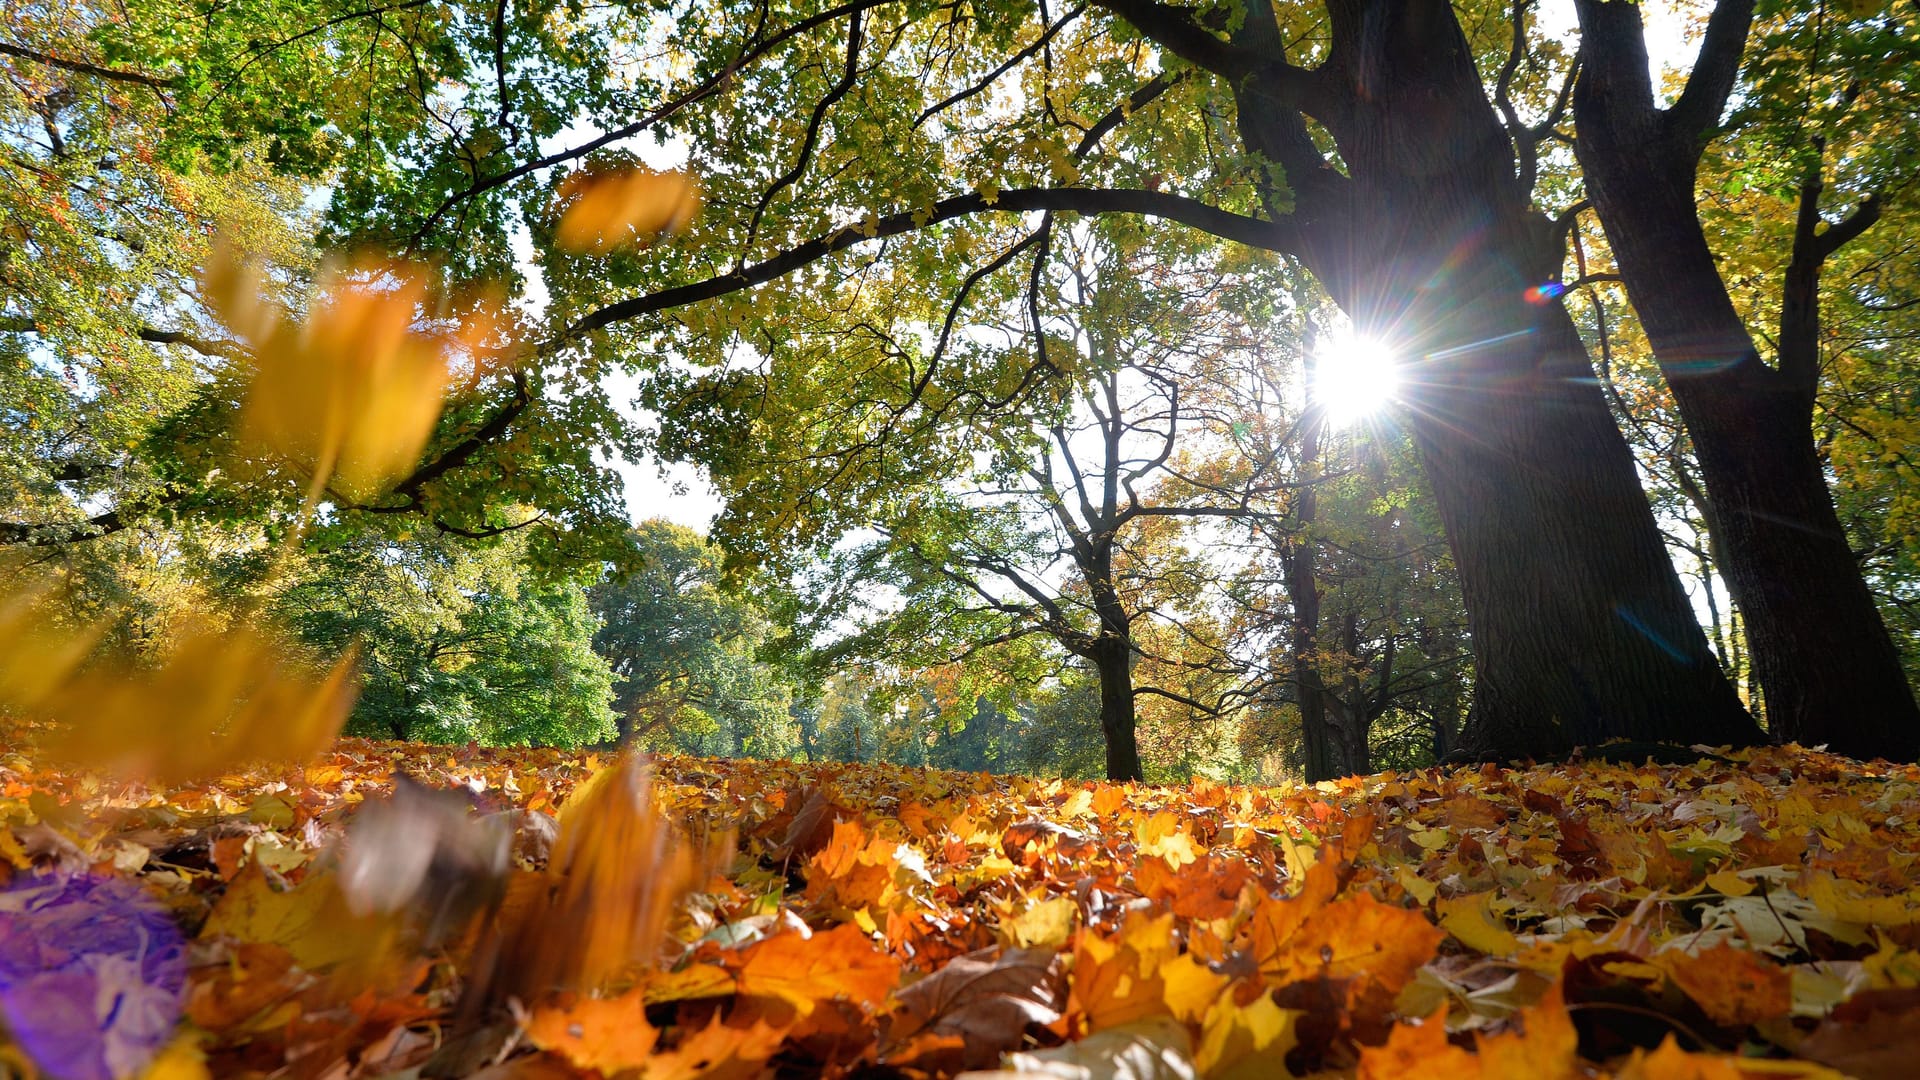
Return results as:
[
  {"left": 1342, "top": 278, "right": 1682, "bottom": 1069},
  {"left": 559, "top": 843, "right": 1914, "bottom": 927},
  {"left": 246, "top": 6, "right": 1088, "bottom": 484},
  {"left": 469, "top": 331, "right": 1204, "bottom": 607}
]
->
[{"left": 1311, "top": 331, "right": 1401, "bottom": 426}]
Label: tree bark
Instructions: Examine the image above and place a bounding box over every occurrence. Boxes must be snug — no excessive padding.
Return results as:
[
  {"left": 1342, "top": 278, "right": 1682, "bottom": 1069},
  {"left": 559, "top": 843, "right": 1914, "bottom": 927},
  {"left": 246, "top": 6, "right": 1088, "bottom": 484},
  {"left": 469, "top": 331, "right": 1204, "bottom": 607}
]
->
[
  {"left": 1091, "top": 635, "right": 1144, "bottom": 782},
  {"left": 1224, "top": 0, "right": 1762, "bottom": 759},
  {"left": 1283, "top": 390, "right": 1339, "bottom": 781},
  {"left": 1573, "top": 0, "right": 1919, "bottom": 761}
]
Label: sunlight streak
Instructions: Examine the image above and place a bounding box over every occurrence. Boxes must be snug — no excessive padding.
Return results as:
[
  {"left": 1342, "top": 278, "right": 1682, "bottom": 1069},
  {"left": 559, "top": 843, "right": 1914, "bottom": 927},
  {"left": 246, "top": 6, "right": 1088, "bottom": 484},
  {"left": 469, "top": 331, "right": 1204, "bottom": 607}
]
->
[{"left": 1312, "top": 331, "right": 1401, "bottom": 427}]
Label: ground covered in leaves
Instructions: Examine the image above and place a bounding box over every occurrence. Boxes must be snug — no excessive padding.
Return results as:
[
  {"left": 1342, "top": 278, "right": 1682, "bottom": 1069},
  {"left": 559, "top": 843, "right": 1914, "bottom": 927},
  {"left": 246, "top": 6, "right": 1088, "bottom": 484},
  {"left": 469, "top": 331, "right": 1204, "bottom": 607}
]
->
[{"left": 3, "top": 739, "right": 1918, "bottom": 1080}]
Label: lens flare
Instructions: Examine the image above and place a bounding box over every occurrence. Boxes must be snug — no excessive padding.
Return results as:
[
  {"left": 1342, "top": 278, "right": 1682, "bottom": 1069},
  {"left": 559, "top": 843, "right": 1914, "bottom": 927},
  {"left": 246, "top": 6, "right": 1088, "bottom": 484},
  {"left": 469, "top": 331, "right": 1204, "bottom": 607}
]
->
[{"left": 1312, "top": 332, "right": 1400, "bottom": 426}]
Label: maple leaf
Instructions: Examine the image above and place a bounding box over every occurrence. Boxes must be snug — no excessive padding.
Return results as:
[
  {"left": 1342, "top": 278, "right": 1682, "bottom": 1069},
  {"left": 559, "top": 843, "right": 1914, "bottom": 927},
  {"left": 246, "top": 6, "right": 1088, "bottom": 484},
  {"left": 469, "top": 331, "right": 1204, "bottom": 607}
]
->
[
  {"left": 198, "top": 862, "right": 395, "bottom": 975},
  {"left": 885, "top": 946, "right": 1063, "bottom": 1071},
  {"left": 1654, "top": 944, "right": 1792, "bottom": 1028},
  {"left": 524, "top": 991, "right": 658, "bottom": 1075},
  {"left": 733, "top": 923, "right": 902, "bottom": 1018},
  {"left": 645, "top": 1015, "right": 788, "bottom": 1080},
  {"left": 1358, "top": 982, "right": 1579, "bottom": 1080},
  {"left": 1070, "top": 909, "right": 1227, "bottom": 1034},
  {"left": 1357, "top": 1010, "right": 1477, "bottom": 1080},
  {"left": 1261, "top": 892, "right": 1445, "bottom": 1002},
  {"left": 958, "top": 1015, "right": 1196, "bottom": 1080},
  {"left": 1436, "top": 891, "right": 1521, "bottom": 958},
  {"left": 1796, "top": 987, "right": 1920, "bottom": 1080},
  {"left": 1193, "top": 994, "right": 1301, "bottom": 1080}
]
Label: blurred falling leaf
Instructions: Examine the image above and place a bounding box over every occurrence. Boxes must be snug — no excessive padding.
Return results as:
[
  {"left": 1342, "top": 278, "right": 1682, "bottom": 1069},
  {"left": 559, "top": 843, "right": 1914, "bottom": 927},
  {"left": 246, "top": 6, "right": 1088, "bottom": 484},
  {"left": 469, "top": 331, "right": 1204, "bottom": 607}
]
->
[
  {"left": 0, "top": 586, "right": 103, "bottom": 709},
  {"left": 469, "top": 754, "right": 733, "bottom": 1006},
  {"left": 554, "top": 168, "right": 701, "bottom": 255},
  {"left": 36, "top": 622, "right": 355, "bottom": 783},
  {"left": 337, "top": 776, "right": 512, "bottom": 945},
  {"left": 203, "top": 245, "right": 499, "bottom": 501}
]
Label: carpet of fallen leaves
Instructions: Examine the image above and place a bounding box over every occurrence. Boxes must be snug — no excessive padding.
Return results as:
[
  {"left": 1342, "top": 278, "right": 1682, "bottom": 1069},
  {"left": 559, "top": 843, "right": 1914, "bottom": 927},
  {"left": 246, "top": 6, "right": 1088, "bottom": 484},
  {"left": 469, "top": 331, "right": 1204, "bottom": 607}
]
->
[{"left": 3, "top": 738, "right": 1919, "bottom": 1080}]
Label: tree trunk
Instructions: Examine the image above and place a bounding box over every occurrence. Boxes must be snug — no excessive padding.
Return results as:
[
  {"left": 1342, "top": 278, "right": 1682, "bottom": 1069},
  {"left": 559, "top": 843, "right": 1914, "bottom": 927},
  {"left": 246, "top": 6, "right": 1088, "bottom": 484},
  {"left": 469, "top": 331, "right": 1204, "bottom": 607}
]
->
[
  {"left": 1573, "top": 0, "right": 1920, "bottom": 761},
  {"left": 1091, "top": 636, "right": 1144, "bottom": 782},
  {"left": 1405, "top": 293, "right": 1758, "bottom": 756},
  {"left": 1284, "top": 393, "right": 1339, "bottom": 781},
  {"left": 1228, "top": 0, "right": 1761, "bottom": 759}
]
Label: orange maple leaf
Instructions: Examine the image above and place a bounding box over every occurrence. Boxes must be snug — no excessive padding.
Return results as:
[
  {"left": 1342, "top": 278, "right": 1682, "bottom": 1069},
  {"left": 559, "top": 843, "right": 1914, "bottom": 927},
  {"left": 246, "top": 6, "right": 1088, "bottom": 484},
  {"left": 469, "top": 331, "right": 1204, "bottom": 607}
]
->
[
  {"left": 734, "top": 924, "right": 901, "bottom": 1017},
  {"left": 524, "top": 992, "right": 658, "bottom": 1074},
  {"left": 1655, "top": 945, "right": 1793, "bottom": 1028}
]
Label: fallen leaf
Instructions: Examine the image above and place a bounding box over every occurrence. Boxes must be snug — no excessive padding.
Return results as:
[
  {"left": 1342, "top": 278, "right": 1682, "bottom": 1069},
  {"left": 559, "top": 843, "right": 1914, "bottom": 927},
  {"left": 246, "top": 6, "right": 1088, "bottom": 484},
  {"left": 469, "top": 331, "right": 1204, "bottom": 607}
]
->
[
  {"left": 1655, "top": 944, "right": 1792, "bottom": 1027},
  {"left": 524, "top": 991, "right": 658, "bottom": 1074},
  {"left": 959, "top": 1015, "right": 1196, "bottom": 1080},
  {"left": 735, "top": 923, "right": 901, "bottom": 1017}
]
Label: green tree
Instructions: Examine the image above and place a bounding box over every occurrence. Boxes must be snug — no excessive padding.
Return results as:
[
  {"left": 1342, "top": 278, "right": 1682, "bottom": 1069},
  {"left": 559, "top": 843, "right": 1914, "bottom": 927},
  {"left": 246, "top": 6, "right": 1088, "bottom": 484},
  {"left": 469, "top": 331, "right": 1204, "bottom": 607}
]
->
[
  {"left": 0, "top": 0, "right": 644, "bottom": 571},
  {"left": 272, "top": 532, "right": 617, "bottom": 746},
  {"left": 38, "top": 0, "right": 1917, "bottom": 763},
  {"left": 588, "top": 520, "right": 798, "bottom": 758}
]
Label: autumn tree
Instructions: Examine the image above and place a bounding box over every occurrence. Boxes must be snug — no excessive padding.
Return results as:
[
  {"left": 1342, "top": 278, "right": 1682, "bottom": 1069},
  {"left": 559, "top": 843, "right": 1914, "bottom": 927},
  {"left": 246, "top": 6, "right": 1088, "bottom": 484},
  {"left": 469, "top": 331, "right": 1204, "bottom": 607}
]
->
[
  {"left": 0, "top": 0, "right": 643, "bottom": 570},
  {"left": 1571, "top": 0, "right": 1920, "bottom": 759},
  {"left": 759, "top": 227, "right": 1285, "bottom": 780},
  {"left": 1228, "top": 404, "right": 1469, "bottom": 780},
  {"left": 273, "top": 0, "right": 1766, "bottom": 761},
  {"left": 51, "top": 0, "right": 1920, "bottom": 762}
]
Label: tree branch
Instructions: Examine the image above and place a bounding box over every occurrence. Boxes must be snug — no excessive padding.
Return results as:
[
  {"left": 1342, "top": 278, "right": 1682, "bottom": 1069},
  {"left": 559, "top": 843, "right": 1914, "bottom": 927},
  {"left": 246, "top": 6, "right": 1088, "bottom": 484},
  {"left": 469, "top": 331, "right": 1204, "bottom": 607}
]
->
[
  {"left": 404, "top": 0, "right": 892, "bottom": 251},
  {"left": 0, "top": 41, "right": 174, "bottom": 91},
  {"left": 1090, "top": 0, "right": 1258, "bottom": 81},
  {"left": 1665, "top": 0, "right": 1754, "bottom": 149},
  {"left": 563, "top": 187, "right": 1295, "bottom": 338},
  {"left": 736, "top": 10, "right": 866, "bottom": 266},
  {"left": 1815, "top": 191, "right": 1881, "bottom": 262},
  {"left": 916, "top": 4, "right": 1086, "bottom": 127},
  {"left": 0, "top": 508, "right": 128, "bottom": 546}
]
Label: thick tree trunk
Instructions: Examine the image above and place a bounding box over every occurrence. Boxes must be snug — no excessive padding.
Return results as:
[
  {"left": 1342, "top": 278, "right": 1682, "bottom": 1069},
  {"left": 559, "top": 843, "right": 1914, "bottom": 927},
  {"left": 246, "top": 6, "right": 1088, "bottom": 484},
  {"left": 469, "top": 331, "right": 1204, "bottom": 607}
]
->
[
  {"left": 1573, "top": 1, "right": 1920, "bottom": 761},
  {"left": 1091, "top": 636, "right": 1144, "bottom": 782},
  {"left": 1227, "top": 0, "right": 1761, "bottom": 760},
  {"left": 1586, "top": 193, "right": 1918, "bottom": 759},
  {"left": 1405, "top": 289, "right": 1759, "bottom": 757}
]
